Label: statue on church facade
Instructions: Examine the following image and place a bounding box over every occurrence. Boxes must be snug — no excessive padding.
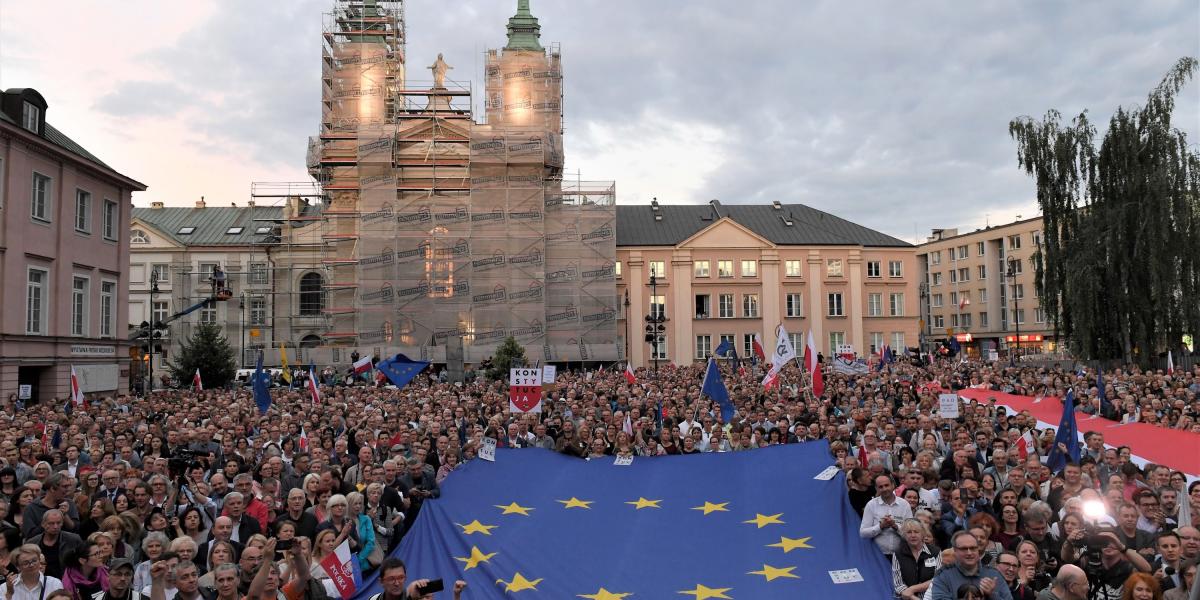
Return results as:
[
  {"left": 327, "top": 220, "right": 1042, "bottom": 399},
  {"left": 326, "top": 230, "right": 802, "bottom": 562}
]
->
[{"left": 429, "top": 53, "right": 453, "bottom": 88}]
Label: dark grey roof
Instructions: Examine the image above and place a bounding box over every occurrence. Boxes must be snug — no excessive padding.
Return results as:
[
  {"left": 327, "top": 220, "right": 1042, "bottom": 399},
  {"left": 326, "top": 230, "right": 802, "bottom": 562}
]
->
[
  {"left": 132, "top": 205, "right": 283, "bottom": 246},
  {"left": 0, "top": 111, "right": 140, "bottom": 185},
  {"left": 616, "top": 202, "right": 911, "bottom": 247}
]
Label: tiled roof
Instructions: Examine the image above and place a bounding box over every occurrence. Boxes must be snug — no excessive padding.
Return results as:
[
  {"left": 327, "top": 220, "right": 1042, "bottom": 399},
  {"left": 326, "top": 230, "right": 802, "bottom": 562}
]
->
[
  {"left": 616, "top": 202, "right": 911, "bottom": 248},
  {"left": 132, "top": 206, "right": 283, "bottom": 246}
]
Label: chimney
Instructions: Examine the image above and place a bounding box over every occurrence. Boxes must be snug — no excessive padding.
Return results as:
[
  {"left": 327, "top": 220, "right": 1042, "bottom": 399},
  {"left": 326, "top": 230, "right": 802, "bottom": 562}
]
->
[
  {"left": 247, "top": 200, "right": 255, "bottom": 208},
  {"left": 196, "top": 196, "right": 206, "bottom": 209},
  {"left": 150, "top": 201, "right": 164, "bottom": 209}
]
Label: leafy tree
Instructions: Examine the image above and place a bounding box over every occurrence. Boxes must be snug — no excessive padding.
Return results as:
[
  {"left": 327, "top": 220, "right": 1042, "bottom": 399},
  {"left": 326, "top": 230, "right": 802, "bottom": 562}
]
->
[
  {"left": 169, "top": 322, "right": 237, "bottom": 389},
  {"left": 1010, "top": 57, "right": 1200, "bottom": 363},
  {"left": 487, "top": 336, "right": 528, "bottom": 380}
]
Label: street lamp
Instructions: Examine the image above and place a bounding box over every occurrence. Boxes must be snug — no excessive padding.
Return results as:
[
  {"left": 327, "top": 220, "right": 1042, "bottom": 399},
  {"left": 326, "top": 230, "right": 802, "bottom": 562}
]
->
[
  {"left": 147, "top": 270, "right": 161, "bottom": 394},
  {"left": 623, "top": 289, "right": 631, "bottom": 362},
  {"left": 643, "top": 272, "right": 666, "bottom": 376},
  {"left": 1006, "top": 257, "right": 1020, "bottom": 363},
  {"left": 239, "top": 292, "right": 247, "bottom": 369}
]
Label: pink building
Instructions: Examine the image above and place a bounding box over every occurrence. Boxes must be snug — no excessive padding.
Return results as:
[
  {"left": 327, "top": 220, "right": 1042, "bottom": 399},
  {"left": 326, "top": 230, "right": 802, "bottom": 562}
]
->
[{"left": 0, "top": 89, "right": 146, "bottom": 403}]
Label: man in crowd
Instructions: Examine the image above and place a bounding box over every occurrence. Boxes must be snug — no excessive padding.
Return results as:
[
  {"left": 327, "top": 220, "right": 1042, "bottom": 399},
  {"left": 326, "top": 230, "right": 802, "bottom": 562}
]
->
[
  {"left": 860, "top": 474, "right": 912, "bottom": 557},
  {"left": 930, "top": 530, "right": 1013, "bottom": 600}
]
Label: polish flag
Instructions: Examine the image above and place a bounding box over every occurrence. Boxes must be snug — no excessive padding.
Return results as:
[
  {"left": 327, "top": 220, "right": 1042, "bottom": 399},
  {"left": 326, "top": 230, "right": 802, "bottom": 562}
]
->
[
  {"left": 319, "top": 540, "right": 362, "bottom": 600},
  {"left": 69, "top": 366, "right": 85, "bottom": 407},
  {"left": 959, "top": 297, "right": 971, "bottom": 310},
  {"left": 193, "top": 369, "right": 203, "bottom": 392},
  {"left": 804, "top": 330, "right": 824, "bottom": 398},
  {"left": 751, "top": 333, "right": 767, "bottom": 363},
  {"left": 307, "top": 367, "right": 322, "bottom": 405},
  {"left": 623, "top": 363, "right": 636, "bottom": 385},
  {"left": 762, "top": 363, "right": 781, "bottom": 391},
  {"left": 622, "top": 412, "right": 633, "bottom": 436},
  {"left": 352, "top": 356, "right": 373, "bottom": 375},
  {"left": 1016, "top": 429, "right": 1036, "bottom": 460},
  {"left": 1167, "top": 351, "right": 1175, "bottom": 376},
  {"left": 298, "top": 428, "right": 309, "bottom": 452}
]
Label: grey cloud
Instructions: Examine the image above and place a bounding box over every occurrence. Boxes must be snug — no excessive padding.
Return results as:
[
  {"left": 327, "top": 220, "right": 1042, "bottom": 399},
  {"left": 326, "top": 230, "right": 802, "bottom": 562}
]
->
[{"left": 93, "top": 80, "right": 196, "bottom": 117}]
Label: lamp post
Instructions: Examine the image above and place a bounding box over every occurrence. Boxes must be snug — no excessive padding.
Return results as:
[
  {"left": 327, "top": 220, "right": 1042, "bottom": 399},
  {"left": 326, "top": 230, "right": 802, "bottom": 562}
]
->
[
  {"left": 623, "top": 289, "right": 631, "bottom": 362},
  {"left": 1006, "top": 257, "right": 1020, "bottom": 363},
  {"left": 643, "top": 272, "right": 666, "bottom": 377},
  {"left": 239, "top": 292, "right": 247, "bottom": 369},
  {"left": 147, "top": 270, "right": 160, "bottom": 394}
]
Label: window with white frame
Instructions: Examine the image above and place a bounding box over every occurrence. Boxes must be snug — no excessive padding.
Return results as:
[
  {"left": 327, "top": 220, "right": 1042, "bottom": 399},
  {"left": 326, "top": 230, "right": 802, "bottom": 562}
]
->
[
  {"left": 22, "top": 102, "right": 39, "bottom": 132},
  {"left": 1031, "top": 231, "right": 1042, "bottom": 247},
  {"left": 200, "top": 305, "right": 217, "bottom": 324},
  {"left": 250, "top": 297, "right": 267, "bottom": 325},
  {"left": 1008, "top": 260, "right": 1023, "bottom": 275},
  {"left": 888, "top": 260, "right": 903, "bottom": 278},
  {"left": 718, "top": 260, "right": 733, "bottom": 278},
  {"left": 152, "top": 301, "right": 169, "bottom": 326},
  {"left": 951, "top": 314, "right": 959, "bottom": 327},
  {"left": 648, "top": 261, "right": 666, "bottom": 279},
  {"left": 958, "top": 245, "right": 968, "bottom": 260},
  {"left": 827, "top": 292, "right": 844, "bottom": 317},
  {"left": 958, "top": 267, "right": 969, "bottom": 282},
  {"left": 742, "top": 293, "right": 759, "bottom": 318},
  {"left": 695, "top": 294, "right": 711, "bottom": 318},
  {"left": 867, "top": 293, "right": 882, "bottom": 317},
  {"left": 932, "top": 293, "right": 943, "bottom": 308},
  {"left": 100, "top": 281, "right": 115, "bottom": 338},
  {"left": 1035, "top": 307, "right": 1046, "bottom": 323},
  {"left": 949, "top": 270, "right": 958, "bottom": 284},
  {"left": 786, "top": 293, "right": 803, "bottom": 317},
  {"left": 614, "top": 261, "right": 622, "bottom": 277},
  {"left": 26, "top": 268, "right": 48, "bottom": 335},
  {"left": 977, "top": 265, "right": 987, "bottom": 280},
  {"left": 826, "top": 258, "right": 843, "bottom": 277},
  {"left": 891, "top": 332, "right": 904, "bottom": 351},
  {"left": 718, "top": 334, "right": 736, "bottom": 353},
  {"left": 75, "top": 190, "right": 91, "bottom": 233},
  {"left": 933, "top": 314, "right": 944, "bottom": 328},
  {"left": 31, "top": 172, "right": 51, "bottom": 221},
  {"left": 979, "top": 289, "right": 988, "bottom": 304},
  {"left": 693, "top": 260, "right": 710, "bottom": 278},
  {"left": 889, "top": 293, "right": 905, "bottom": 316},
  {"left": 151, "top": 263, "right": 170, "bottom": 285},
  {"left": 931, "top": 251, "right": 941, "bottom": 266},
  {"left": 866, "top": 261, "right": 881, "bottom": 278},
  {"left": 131, "top": 229, "right": 149, "bottom": 244},
  {"left": 950, "top": 291, "right": 959, "bottom": 306},
  {"left": 741, "top": 260, "right": 757, "bottom": 277},
  {"left": 869, "top": 332, "right": 883, "bottom": 354},
  {"left": 790, "top": 333, "right": 803, "bottom": 356},
  {"left": 785, "top": 260, "right": 803, "bottom": 277},
  {"left": 71, "top": 276, "right": 89, "bottom": 336},
  {"left": 980, "top": 312, "right": 989, "bottom": 328},
  {"left": 103, "top": 200, "right": 118, "bottom": 240},
  {"left": 1008, "top": 235, "right": 1022, "bottom": 250},
  {"left": 977, "top": 241, "right": 985, "bottom": 256},
  {"left": 961, "top": 313, "right": 972, "bottom": 328},
  {"left": 649, "top": 295, "right": 666, "bottom": 319},
  {"left": 249, "top": 262, "right": 269, "bottom": 285},
  {"left": 718, "top": 294, "right": 734, "bottom": 318},
  {"left": 651, "top": 335, "right": 668, "bottom": 360},
  {"left": 932, "top": 272, "right": 943, "bottom": 286},
  {"left": 1013, "top": 284, "right": 1025, "bottom": 300},
  {"left": 1013, "top": 308, "right": 1026, "bottom": 324},
  {"left": 743, "top": 333, "right": 754, "bottom": 358},
  {"left": 828, "top": 331, "right": 845, "bottom": 354}
]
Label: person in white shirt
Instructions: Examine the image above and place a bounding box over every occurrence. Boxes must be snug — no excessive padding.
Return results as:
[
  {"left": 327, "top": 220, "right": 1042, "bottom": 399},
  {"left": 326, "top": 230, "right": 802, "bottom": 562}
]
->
[
  {"left": 860, "top": 474, "right": 914, "bottom": 557},
  {"left": 5, "top": 544, "right": 64, "bottom": 600}
]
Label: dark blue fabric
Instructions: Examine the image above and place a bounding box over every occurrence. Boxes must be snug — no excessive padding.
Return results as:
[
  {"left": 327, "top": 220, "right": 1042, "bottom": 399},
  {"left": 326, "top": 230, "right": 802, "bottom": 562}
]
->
[
  {"left": 701, "top": 358, "right": 735, "bottom": 423},
  {"left": 1046, "top": 389, "right": 1081, "bottom": 473},
  {"left": 375, "top": 354, "right": 429, "bottom": 389},
  {"left": 252, "top": 351, "right": 271, "bottom": 414}
]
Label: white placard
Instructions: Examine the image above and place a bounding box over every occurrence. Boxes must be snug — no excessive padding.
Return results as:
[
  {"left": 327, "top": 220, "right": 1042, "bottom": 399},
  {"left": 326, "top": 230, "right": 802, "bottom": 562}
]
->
[
  {"left": 813, "top": 465, "right": 839, "bottom": 481},
  {"left": 479, "top": 437, "right": 497, "bottom": 462},
  {"left": 938, "top": 393, "right": 960, "bottom": 419},
  {"left": 541, "top": 365, "right": 556, "bottom": 384},
  {"left": 987, "top": 350, "right": 999, "bottom": 361},
  {"left": 613, "top": 455, "right": 633, "bottom": 466},
  {"left": 828, "top": 568, "right": 864, "bottom": 584},
  {"left": 17, "top": 385, "right": 31, "bottom": 400}
]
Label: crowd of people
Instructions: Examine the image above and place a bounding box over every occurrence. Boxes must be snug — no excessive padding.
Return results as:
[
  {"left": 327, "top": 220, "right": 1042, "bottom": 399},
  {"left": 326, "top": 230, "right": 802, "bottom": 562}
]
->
[{"left": 0, "top": 352, "right": 1194, "bottom": 600}]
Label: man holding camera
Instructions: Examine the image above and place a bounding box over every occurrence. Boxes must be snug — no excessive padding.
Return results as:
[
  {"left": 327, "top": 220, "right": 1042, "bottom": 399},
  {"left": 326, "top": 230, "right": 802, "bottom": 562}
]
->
[
  {"left": 369, "top": 558, "right": 466, "bottom": 600},
  {"left": 1062, "top": 528, "right": 1151, "bottom": 600}
]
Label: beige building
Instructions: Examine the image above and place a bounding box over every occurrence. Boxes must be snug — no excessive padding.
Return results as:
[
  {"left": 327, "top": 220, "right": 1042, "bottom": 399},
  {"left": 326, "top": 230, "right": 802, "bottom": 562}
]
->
[
  {"left": 915, "top": 216, "right": 1056, "bottom": 357},
  {"left": 616, "top": 200, "right": 920, "bottom": 368}
]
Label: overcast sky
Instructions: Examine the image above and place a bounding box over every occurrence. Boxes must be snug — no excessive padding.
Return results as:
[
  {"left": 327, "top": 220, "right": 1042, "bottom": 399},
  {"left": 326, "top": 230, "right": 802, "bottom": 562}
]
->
[{"left": 1, "top": 1, "right": 1196, "bottom": 243}]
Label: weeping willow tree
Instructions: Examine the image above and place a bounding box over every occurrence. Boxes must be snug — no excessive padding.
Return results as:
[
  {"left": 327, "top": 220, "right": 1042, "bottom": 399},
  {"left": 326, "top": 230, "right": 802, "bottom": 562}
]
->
[{"left": 1009, "top": 57, "right": 1200, "bottom": 363}]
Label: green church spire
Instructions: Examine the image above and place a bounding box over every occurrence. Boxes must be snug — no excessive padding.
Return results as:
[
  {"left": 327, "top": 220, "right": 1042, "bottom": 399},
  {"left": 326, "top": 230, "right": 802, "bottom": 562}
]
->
[{"left": 505, "top": 0, "right": 543, "bottom": 51}]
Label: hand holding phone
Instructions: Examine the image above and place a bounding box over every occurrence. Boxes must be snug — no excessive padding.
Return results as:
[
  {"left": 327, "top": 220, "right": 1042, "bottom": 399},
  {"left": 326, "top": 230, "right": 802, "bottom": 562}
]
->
[{"left": 416, "top": 579, "right": 444, "bottom": 595}]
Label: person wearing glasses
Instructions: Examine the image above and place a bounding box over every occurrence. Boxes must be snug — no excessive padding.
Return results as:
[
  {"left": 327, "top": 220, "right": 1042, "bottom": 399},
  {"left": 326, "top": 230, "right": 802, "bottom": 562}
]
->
[
  {"left": 60, "top": 540, "right": 108, "bottom": 600},
  {"left": 929, "top": 530, "right": 1013, "bottom": 600},
  {"left": 993, "top": 551, "right": 1036, "bottom": 600},
  {"left": 5, "top": 544, "right": 64, "bottom": 600}
]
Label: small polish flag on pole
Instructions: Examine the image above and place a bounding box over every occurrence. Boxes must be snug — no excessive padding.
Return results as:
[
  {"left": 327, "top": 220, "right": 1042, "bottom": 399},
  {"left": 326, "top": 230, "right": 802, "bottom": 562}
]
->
[
  {"left": 1167, "top": 350, "right": 1175, "bottom": 376},
  {"left": 69, "top": 366, "right": 85, "bottom": 407},
  {"left": 352, "top": 355, "right": 373, "bottom": 375},
  {"left": 1016, "top": 429, "right": 1036, "bottom": 460},
  {"left": 307, "top": 366, "right": 322, "bottom": 405},
  {"left": 623, "top": 362, "right": 636, "bottom": 384},
  {"left": 319, "top": 540, "right": 362, "bottom": 599},
  {"left": 193, "top": 369, "right": 203, "bottom": 392},
  {"left": 751, "top": 333, "right": 767, "bottom": 363}
]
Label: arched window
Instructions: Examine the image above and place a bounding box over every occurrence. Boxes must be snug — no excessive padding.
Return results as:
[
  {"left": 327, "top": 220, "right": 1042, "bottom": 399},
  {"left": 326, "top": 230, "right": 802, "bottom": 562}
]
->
[
  {"left": 299, "top": 272, "right": 324, "bottom": 316},
  {"left": 299, "top": 334, "right": 321, "bottom": 348},
  {"left": 130, "top": 229, "right": 149, "bottom": 244}
]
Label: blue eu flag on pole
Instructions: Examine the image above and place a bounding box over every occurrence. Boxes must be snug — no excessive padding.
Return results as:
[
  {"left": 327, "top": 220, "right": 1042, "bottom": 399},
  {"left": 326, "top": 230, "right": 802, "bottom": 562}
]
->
[
  {"left": 714, "top": 338, "right": 733, "bottom": 358},
  {"left": 701, "top": 357, "right": 736, "bottom": 423},
  {"left": 1046, "top": 388, "right": 1081, "bottom": 473},
  {"left": 362, "top": 442, "right": 891, "bottom": 599},
  {"left": 375, "top": 354, "right": 430, "bottom": 389},
  {"left": 252, "top": 351, "right": 272, "bottom": 415}
]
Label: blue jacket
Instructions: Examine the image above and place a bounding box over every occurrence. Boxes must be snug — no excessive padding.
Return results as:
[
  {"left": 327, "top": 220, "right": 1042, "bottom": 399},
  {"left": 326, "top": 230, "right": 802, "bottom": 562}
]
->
[{"left": 930, "top": 563, "right": 1013, "bottom": 600}]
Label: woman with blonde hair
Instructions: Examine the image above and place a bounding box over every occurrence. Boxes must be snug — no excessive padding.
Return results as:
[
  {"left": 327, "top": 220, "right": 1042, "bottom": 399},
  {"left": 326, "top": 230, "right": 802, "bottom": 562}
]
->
[
  {"left": 309, "top": 529, "right": 340, "bottom": 598},
  {"left": 85, "top": 532, "right": 114, "bottom": 564},
  {"left": 99, "top": 516, "right": 135, "bottom": 561}
]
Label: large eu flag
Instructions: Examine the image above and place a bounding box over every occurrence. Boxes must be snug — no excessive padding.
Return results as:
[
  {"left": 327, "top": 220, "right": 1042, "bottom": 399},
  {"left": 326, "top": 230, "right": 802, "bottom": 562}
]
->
[{"left": 357, "top": 442, "right": 891, "bottom": 598}]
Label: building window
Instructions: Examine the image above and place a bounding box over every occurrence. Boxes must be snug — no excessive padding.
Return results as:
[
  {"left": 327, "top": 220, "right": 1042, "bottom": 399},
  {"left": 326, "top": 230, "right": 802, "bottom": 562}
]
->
[
  {"left": 950, "top": 270, "right": 958, "bottom": 284},
  {"left": 889, "top": 293, "right": 905, "bottom": 316},
  {"left": 828, "top": 331, "right": 845, "bottom": 355},
  {"left": 950, "top": 291, "right": 958, "bottom": 307},
  {"left": 1035, "top": 307, "right": 1046, "bottom": 323},
  {"left": 200, "top": 305, "right": 217, "bottom": 324},
  {"left": 867, "top": 293, "right": 882, "bottom": 317},
  {"left": 1013, "top": 309, "right": 1026, "bottom": 324},
  {"left": 826, "top": 258, "right": 843, "bottom": 277},
  {"left": 866, "top": 261, "right": 880, "bottom": 278},
  {"left": 299, "top": 272, "right": 325, "bottom": 316},
  {"left": 932, "top": 293, "right": 943, "bottom": 308},
  {"left": 961, "top": 313, "right": 972, "bottom": 328},
  {"left": 958, "top": 245, "right": 968, "bottom": 260},
  {"left": 249, "top": 262, "right": 269, "bottom": 285},
  {"left": 743, "top": 334, "right": 755, "bottom": 358},
  {"left": 891, "top": 333, "right": 905, "bottom": 351},
  {"left": 72, "top": 276, "right": 89, "bottom": 336},
  {"left": 717, "top": 260, "right": 733, "bottom": 278},
  {"left": 693, "top": 260, "right": 709, "bottom": 278},
  {"left": 718, "top": 294, "right": 734, "bottom": 318},
  {"left": 131, "top": 229, "right": 149, "bottom": 244},
  {"left": 651, "top": 335, "right": 668, "bottom": 360},
  {"left": 100, "top": 281, "right": 115, "bottom": 338},
  {"left": 152, "top": 301, "right": 169, "bottom": 326},
  {"left": 649, "top": 261, "right": 666, "bottom": 279},
  {"left": 250, "top": 297, "right": 267, "bottom": 325},
  {"left": 933, "top": 314, "right": 944, "bottom": 328},
  {"left": 980, "top": 312, "right": 989, "bottom": 328},
  {"left": 932, "top": 272, "right": 942, "bottom": 286},
  {"left": 958, "top": 267, "right": 969, "bottom": 282},
  {"left": 1008, "top": 260, "right": 1023, "bottom": 275},
  {"left": 695, "top": 294, "right": 711, "bottom": 319},
  {"left": 742, "top": 293, "right": 759, "bottom": 318},
  {"left": 869, "top": 332, "right": 884, "bottom": 354},
  {"left": 255, "top": 226, "right": 272, "bottom": 235},
  {"left": 178, "top": 226, "right": 196, "bottom": 235},
  {"left": 150, "top": 263, "right": 170, "bottom": 285},
  {"left": 718, "top": 334, "right": 735, "bottom": 354},
  {"left": 75, "top": 190, "right": 91, "bottom": 233},
  {"left": 977, "top": 265, "right": 987, "bottom": 280},
  {"left": 789, "top": 333, "right": 803, "bottom": 356},
  {"left": 103, "top": 200, "right": 118, "bottom": 240},
  {"left": 1031, "top": 231, "right": 1042, "bottom": 247},
  {"left": 786, "top": 293, "right": 803, "bottom": 317},
  {"left": 615, "top": 261, "right": 622, "bottom": 277},
  {"left": 225, "top": 227, "right": 244, "bottom": 235},
  {"left": 741, "top": 260, "right": 757, "bottom": 277},
  {"left": 31, "top": 172, "right": 51, "bottom": 221},
  {"left": 26, "top": 268, "right": 48, "bottom": 335},
  {"left": 951, "top": 314, "right": 959, "bottom": 327},
  {"left": 21, "top": 101, "right": 39, "bottom": 133},
  {"left": 785, "top": 260, "right": 803, "bottom": 277},
  {"left": 931, "top": 251, "right": 941, "bottom": 266},
  {"left": 980, "top": 289, "right": 988, "bottom": 304},
  {"left": 1013, "top": 284, "right": 1025, "bottom": 300},
  {"left": 977, "top": 241, "right": 985, "bottom": 256},
  {"left": 1008, "top": 235, "right": 1022, "bottom": 250},
  {"left": 649, "top": 295, "right": 665, "bottom": 319},
  {"left": 827, "top": 292, "right": 844, "bottom": 317}
]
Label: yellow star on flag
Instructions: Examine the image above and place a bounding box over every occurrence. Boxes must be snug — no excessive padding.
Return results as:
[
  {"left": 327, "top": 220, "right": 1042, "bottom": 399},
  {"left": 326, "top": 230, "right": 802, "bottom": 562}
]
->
[
  {"left": 577, "top": 588, "right": 632, "bottom": 600},
  {"left": 496, "top": 572, "right": 543, "bottom": 592},
  {"left": 747, "top": 564, "right": 800, "bottom": 582},
  {"left": 766, "top": 536, "right": 813, "bottom": 553},
  {"left": 454, "top": 546, "right": 497, "bottom": 571},
  {"left": 455, "top": 520, "right": 498, "bottom": 535},
  {"left": 495, "top": 502, "right": 534, "bottom": 516},
  {"left": 625, "top": 497, "right": 662, "bottom": 510},
  {"left": 557, "top": 497, "right": 594, "bottom": 509},
  {"left": 742, "top": 513, "right": 784, "bottom": 528},
  {"left": 677, "top": 583, "right": 733, "bottom": 599},
  {"left": 691, "top": 501, "right": 730, "bottom": 515}
]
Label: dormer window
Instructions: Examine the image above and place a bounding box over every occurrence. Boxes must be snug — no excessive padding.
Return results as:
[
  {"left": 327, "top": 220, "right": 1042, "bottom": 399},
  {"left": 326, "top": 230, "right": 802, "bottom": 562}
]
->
[
  {"left": 178, "top": 226, "right": 195, "bottom": 235},
  {"left": 131, "top": 229, "right": 149, "bottom": 244},
  {"left": 226, "top": 227, "right": 244, "bottom": 235},
  {"left": 22, "top": 102, "right": 39, "bottom": 133}
]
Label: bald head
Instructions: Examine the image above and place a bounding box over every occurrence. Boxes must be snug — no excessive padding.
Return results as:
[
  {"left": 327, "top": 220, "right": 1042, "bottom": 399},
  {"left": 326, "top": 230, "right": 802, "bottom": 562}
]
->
[{"left": 1052, "top": 564, "right": 1086, "bottom": 594}]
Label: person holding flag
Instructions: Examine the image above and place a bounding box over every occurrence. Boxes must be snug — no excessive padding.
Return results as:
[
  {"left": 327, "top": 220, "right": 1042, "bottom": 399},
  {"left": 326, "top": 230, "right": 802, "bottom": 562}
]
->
[
  {"left": 804, "top": 329, "right": 824, "bottom": 398},
  {"left": 623, "top": 362, "right": 637, "bottom": 385},
  {"left": 69, "top": 366, "right": 85, "bottom": 409},
  {"left": 701, "top": 357, "right": 736, "bottom": 424},
  {"left": 307, "top": 365, "right": 322, "bottom": 405},
  {"left": 246, "top": 538, "right": 309, "bottom": 600},
  {"left": 1046, "top": 389, "right": 1082, "bottom": 474},
  {"left": 193, "top": 369, "right": 203, "bottom": 392},
  {"left": 762, "top": 324, "right": 797, "bottom": 391}
]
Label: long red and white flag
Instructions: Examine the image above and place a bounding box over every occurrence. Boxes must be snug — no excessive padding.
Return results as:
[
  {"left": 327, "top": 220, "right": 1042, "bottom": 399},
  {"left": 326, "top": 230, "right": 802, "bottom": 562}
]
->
[
  {"left": 69, "top": 366, "right": 85, "bottom": 407},
  {"left": 193, "top": 369, "right": 203, "bottom": 392},
  {"left": 307, "top": 366, "right": 321, "bottom": 405},
  {"left": 623, "top": 362, "right": 636, "bottom": 385},
  {"left": 352, "top": 356, "right": 373, "bottom": 375},
  {"left": 805, "top": 330, "right": 824, "bottom": 398},
  {"left": 1167, "top": 351, "right": 1175, "bottom": 376},
  {"left": 751, "top": 333, "right": 767, "bottom": 363}
]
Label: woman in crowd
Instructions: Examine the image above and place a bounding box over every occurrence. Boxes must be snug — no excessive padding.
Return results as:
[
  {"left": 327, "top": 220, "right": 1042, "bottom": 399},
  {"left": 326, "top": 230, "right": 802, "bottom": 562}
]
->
[
  {"left": 79, "top": 498, "right": 115, "bottom": 540},
  {"left": 967, "top": 513, "right": 1004, "bottom": 565},
  {"left": 60, "top": 540, "right": 108, "bottom": 600},
  {"left": 346, "top": 492, "right": 377, "bottom": 572},
  {"left": 364, "top": 483, "right": 400, "bottom": 553},
  {"left": 995, "top": 503, "right": 1023, "bottom": 550},
  {"left": 1121, "top": 572, "right": 1163, "bottom": 600},
  {"left": 132, "top": 531, "right": 169, "bottom": 592},
  {"left": 301, "top": 474, "right": 322, "bottom": 510},
  {"left": 174, "top": 505, "right": 210, "bottom": 544},
  {"left": 100, "top": 516, "right": 135, "bottom": 561},
  {"left": 892, "top": 518, "right": 939, "bottom": 600},
  {"left": 309, "top": 529, "right": 340, "bottom": 598},
  {"left": 0, "top": 467, "right": 18, "bottom": 501}
]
